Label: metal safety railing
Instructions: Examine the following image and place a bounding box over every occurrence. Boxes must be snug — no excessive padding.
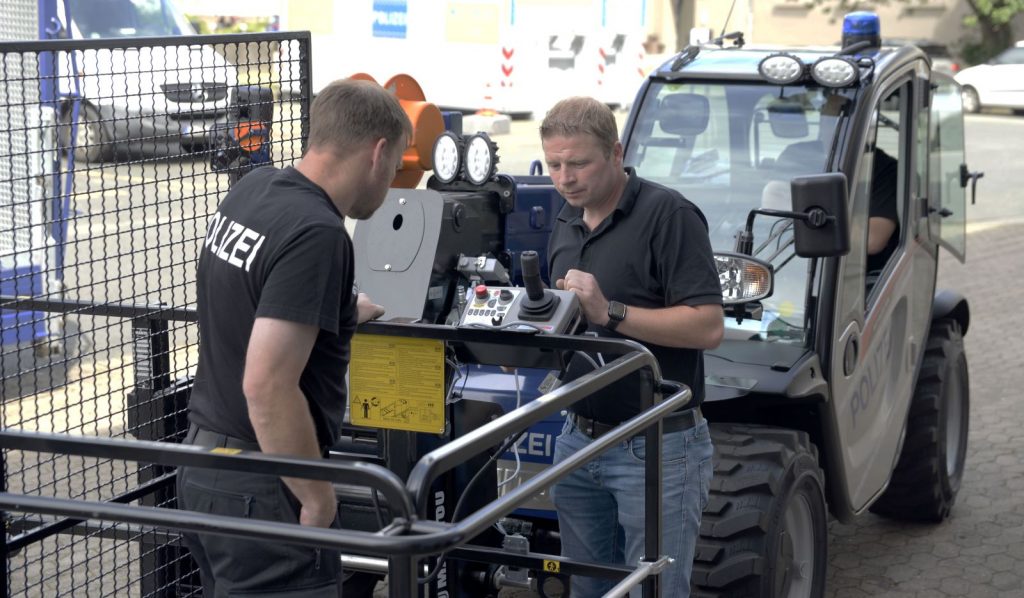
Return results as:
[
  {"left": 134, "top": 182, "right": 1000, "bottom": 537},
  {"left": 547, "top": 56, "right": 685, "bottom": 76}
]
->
[
  {"left": 3, "top": 320, "right": 692, "bottom": 598},
  {"left": 1, "top": 30, "right": 310, "bottom": 598}
]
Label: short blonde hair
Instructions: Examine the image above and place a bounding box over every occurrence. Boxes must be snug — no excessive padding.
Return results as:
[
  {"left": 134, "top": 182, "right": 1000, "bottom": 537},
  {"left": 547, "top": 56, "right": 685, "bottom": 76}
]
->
[
  {"left": 539, "top": 96, "right": 618, "bottom": 157},
  {"left": 308, "top": 79, "right": 412, "bottom": 154}
]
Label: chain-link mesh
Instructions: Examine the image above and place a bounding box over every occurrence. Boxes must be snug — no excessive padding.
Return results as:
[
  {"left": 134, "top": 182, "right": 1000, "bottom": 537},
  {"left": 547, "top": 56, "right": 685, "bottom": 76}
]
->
[{"left": 2, "top": 32, "right": 311, "bottom": 597}]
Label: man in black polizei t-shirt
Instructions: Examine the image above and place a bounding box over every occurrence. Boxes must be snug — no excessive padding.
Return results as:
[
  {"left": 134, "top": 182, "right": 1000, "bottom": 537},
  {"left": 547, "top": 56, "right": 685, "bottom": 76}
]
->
[{"left": 177, "top": 79, "right": 411, "bottom": 597}]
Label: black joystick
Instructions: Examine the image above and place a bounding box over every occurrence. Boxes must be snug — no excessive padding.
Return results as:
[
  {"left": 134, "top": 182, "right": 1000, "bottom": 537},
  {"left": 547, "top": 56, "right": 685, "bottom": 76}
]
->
[{"left": 518, "top": 251, "right": 560, "bottom": 321}]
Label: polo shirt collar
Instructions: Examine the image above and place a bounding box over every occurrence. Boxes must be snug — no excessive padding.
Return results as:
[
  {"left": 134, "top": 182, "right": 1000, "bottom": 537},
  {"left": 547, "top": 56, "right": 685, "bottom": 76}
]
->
[{"left": 556, "top": 167, "right": 641, "bottom": 226}]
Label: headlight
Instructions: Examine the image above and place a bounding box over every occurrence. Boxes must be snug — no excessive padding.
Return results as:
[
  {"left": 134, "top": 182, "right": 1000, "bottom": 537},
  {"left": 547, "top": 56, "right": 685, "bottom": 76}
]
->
[
  {"left": 463, "top": 133, "right": 498, "bottom": 185},
  {"left": 431, "top": 131, "right": 463, "bottom": 184},
  {"left": 758, "top": 53, "right": 805, "bottom": 85},
  {"left": 810, "top": 57, "right": 859, "bottom": 87},
  {"left": 715, "top": 252, "right": 774, "bottom": 304}
]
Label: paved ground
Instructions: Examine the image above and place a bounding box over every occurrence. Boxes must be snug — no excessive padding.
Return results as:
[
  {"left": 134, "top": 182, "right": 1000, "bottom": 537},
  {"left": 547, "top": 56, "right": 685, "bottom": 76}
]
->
[{"left": 820, "top": 220, "right": 1024, "bottom": 598}]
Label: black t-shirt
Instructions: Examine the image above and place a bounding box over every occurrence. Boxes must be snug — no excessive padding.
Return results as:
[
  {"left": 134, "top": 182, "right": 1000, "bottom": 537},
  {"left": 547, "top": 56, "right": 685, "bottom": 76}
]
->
[
  {"left": 548, "top": 168, "right": 722, "bottom": 423},
  {"left": 189, "top": 166, "right": 358, "bottom": 448},
  {"left": 868, "top": 149, "right": 899, "bottom": 272}
]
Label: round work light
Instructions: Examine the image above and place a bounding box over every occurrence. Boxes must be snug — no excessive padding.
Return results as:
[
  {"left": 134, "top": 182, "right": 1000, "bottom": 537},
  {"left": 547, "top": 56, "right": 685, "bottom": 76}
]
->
[
  {"left": 431, "top": 131, "right": 463, "bottom": 184},
  {"left": 463, "top": 133, "right": 498, "bottom": 185}
]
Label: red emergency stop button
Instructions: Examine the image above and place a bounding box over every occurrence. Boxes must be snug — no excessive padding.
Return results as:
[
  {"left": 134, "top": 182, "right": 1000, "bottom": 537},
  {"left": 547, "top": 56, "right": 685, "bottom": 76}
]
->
[{"left": 475, "top": 284, "right": 489, "bottom": 300}]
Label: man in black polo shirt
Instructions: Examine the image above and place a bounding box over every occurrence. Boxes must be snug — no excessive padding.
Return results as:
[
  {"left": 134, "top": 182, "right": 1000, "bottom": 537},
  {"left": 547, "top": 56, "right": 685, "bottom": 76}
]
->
[
  {"left": 541, "top": 96, "right": 723, "bottom": 597},
  {"left": 177, "top": 79, "right": 411, "bottom": 596}
]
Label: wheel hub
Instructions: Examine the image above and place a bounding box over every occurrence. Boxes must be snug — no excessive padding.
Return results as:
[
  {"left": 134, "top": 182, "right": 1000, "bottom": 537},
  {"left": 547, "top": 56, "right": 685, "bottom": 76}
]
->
[{"left": 774, "top": 490, "right": 816, "bottom": 598}]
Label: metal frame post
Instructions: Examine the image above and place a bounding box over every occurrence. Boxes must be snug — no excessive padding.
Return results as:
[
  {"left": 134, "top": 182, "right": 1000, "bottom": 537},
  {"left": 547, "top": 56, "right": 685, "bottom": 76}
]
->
[
  {"left": 642, "top": 370, "right": 663, "bottom": 598},
  {"left": 130, "top": 316, "right": 184, "bottom": 598},
  {"left": 2, "top": 450, "right": 8, "bottom": 597}
]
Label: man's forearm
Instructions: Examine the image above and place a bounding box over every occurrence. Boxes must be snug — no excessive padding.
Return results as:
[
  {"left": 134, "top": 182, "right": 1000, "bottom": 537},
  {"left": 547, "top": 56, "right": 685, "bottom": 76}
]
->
[
  {"left": 614, "top": 303, "right": 724, "bottom": 349},
  {"left": 248, "top": 387, "right": 332, "bottom": 504}
]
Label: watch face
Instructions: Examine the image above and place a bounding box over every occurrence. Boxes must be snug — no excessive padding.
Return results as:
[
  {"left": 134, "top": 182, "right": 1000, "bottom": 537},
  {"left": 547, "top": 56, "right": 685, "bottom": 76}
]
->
[{"left": 609, "top": 301, "right": 626, "bottom": 321}]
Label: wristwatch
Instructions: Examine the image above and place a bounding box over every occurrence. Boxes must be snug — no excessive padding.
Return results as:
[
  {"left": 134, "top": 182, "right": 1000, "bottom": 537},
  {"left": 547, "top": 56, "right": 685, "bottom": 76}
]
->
[{"left": 606, "top": 301, "right": 627, "bottom": 331}]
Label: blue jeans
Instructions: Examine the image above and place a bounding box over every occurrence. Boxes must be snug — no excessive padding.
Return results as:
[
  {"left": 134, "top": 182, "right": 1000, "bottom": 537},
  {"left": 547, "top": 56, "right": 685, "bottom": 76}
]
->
[{"left": 551, "top": 415, "right": 713, "bottom": 598}]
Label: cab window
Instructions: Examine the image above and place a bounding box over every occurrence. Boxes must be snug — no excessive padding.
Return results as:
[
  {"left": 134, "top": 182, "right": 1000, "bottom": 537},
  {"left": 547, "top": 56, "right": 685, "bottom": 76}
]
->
[{"left": 858, "top": 84, "right": 906, "bottom": 302}]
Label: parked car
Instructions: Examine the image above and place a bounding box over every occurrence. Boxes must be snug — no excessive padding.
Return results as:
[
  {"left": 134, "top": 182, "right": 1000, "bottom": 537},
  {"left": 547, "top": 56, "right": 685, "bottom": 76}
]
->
[
  {"left": 955, "top": 43, "right": 1024, "bottom": 113},
  {"left": 56, "top": 0, "right": 238, "bottom": 162}
]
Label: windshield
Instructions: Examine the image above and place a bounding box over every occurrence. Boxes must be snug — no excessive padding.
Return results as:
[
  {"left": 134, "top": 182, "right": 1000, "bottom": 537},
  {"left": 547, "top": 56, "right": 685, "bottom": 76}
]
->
[
  {"left": 625, "top": 81, "right": 855, "bottom": 344},
  {"left": 70, "top": 0, "right": 196, "bottom": 38}
]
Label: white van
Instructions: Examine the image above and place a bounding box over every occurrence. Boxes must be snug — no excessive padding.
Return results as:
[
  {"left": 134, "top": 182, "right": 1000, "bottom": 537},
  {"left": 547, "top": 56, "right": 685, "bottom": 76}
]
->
[
  {"left": 280, "top": 0, "right": 648, "bottom": 117},
  {"left": 53, "top": 0, "right": 238, "bottom": 161}
]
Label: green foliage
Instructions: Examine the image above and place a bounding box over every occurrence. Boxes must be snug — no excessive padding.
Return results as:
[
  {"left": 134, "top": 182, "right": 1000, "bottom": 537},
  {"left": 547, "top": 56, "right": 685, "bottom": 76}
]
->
[
  {"left": 188, "top": 18, "right": 210, "bottom": 35},
  {"left": 962, "top": 0, "right": 1024, "bottom": 28},
  {"left": 184, "top": 15, "right": 276, "bottom": 35}
]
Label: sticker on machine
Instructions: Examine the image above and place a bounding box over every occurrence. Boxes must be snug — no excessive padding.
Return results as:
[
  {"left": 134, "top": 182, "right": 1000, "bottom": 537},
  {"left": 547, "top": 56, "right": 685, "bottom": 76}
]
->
[{"left": 349, "top": 334, "right": 446, "bottom": 434}]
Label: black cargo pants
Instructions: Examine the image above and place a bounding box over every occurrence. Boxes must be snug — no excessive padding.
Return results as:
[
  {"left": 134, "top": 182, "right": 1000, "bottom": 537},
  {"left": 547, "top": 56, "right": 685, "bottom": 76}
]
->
[{"left": 176, "top": 424, "right": 343, "bottom": 597}]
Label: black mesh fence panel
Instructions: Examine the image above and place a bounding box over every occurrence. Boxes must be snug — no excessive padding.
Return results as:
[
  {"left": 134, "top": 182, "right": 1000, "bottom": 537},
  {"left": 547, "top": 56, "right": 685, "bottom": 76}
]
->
[{"left": 1, "top": 32, "right": 311, "bottom": 597}]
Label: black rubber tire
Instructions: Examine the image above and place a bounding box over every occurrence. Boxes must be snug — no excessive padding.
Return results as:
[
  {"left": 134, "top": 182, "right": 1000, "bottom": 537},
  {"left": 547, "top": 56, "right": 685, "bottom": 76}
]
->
[
  {"left": 692, "top": 425, "right": 828, "bottom": 598},
  {"left": 869, "top": 318, "right": 969, "bottom": 522},
  {"left": 59, "top": 102, "right": 112, "bottom": 163},
  {"left": 961, "top": 86, "right": 981, "bottom": 114}
]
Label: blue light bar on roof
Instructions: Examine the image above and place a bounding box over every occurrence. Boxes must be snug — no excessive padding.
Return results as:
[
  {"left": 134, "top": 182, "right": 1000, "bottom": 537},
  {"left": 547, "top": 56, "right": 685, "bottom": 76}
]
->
[{"left": 841, "top": 12, "right": 881, "bottom": 51}]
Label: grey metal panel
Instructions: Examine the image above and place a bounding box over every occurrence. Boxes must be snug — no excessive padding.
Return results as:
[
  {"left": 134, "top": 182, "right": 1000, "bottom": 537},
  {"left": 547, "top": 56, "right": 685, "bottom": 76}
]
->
[
  {"left": 0, "top": 50, "right": 46, "bottom": 264},
  {"left": 0, "top": 0, "right": 44, "bottom": 262},
  {"left": 0, "top": 0, "right": 39, "bottom": 42},
  {"left": 353, "top": 189, "right": 445, "bottom": 322}
]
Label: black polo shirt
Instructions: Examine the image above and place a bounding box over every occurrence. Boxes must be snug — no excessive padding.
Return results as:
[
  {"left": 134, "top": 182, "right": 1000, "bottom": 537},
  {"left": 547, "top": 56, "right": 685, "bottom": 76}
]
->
[{"left": 548, "top": 168, "right": 721, "bottom": 423}]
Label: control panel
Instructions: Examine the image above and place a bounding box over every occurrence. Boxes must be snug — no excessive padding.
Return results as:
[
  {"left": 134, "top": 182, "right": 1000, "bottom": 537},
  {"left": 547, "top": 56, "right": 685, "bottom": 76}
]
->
[
  {"left": 461, "top": 285, "right": 524, "bottom": 328},
  {"left": 455, "top": 251, "right": 582, "bottom": 368},
  {"left": 458, "top": 284, "right": 580, "bottom": 334},
  {"left": 457, "top": 251, "right": 581, "bottom": 335}
]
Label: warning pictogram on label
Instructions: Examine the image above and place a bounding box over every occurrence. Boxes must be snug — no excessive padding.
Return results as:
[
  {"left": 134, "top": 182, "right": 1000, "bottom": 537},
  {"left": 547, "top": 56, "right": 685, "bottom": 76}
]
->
[
  {"left": 350, "top": 334, "right": 445, "bottom": 434},
  {"left": 543, "top": 559, "right": 560, "bottom": 573}
]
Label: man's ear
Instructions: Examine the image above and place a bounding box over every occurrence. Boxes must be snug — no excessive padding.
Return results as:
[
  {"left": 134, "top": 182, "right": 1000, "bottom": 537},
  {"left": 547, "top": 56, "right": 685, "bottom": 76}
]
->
[
  {"left": 371, "top": 137, "right": 389, "bottom": 170},
  {"left": 612, "top": 140, "right": 624, "bottom": 164}
]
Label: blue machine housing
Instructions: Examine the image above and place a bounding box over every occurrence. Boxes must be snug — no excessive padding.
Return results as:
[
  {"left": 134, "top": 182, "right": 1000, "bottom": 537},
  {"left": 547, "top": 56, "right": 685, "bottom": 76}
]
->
[{"left": 1, "top": 262, "right": 47, "bottom": 346}]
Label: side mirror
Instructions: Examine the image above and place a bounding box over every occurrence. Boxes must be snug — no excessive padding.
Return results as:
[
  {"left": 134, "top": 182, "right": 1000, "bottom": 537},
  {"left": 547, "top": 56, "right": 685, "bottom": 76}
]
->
[{"left": 790, "top": 173, "right": 850, "bottom": 257}]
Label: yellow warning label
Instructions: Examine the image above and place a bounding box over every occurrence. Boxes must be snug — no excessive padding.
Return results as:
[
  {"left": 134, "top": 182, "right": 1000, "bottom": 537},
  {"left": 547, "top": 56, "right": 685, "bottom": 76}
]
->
[
  {"left": 210, "top": 447, "right": 242, "bottom": 455},
  {"left": 350, "top": 334, "right": 446, "bottom": 434},
  {"left": 542, "top": 559, "right": 560, "bottom": 573}
]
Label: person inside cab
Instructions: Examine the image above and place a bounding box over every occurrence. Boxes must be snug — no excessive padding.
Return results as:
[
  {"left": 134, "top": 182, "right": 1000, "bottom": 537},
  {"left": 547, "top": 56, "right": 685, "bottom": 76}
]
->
[{"left": 866, "top": 146, "right": 899, "bottom": 274}]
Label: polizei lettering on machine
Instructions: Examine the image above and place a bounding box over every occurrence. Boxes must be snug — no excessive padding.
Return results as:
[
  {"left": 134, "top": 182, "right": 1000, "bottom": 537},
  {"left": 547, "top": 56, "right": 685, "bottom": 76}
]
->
[{"left": 204, "top": 211, "right": 266, "bottom": 271}]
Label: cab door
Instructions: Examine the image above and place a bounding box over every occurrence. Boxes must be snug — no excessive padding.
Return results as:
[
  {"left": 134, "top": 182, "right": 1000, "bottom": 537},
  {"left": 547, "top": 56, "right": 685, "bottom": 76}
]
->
[
  {"left": 928, "top": 74, "right": 968, "bottom": 262},
  {"left": 828, "top": 69, "right": 931, "bottom": 513}
]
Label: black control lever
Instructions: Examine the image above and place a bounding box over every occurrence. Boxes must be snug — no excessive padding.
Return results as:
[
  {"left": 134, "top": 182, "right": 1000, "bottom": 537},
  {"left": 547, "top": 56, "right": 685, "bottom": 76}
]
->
[{"left": 518, "top": 251, "right": 559, "bottom": 320}]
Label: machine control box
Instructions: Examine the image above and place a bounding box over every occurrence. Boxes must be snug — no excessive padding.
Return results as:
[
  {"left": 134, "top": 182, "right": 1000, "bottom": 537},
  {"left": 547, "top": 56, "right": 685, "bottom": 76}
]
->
[
  {"left": 458, "top": 284, "right": 581, "bottom": 334},
  {"left": 455, "top": 251, "right": 582, "bottom": 369}
]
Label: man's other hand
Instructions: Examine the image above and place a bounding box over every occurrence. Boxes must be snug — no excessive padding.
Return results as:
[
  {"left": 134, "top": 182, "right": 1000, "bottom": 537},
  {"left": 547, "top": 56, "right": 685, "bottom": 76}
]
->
[
  {"left": 298, "top": 482, "right": 338, "bottom": 528},
  {"left": 356, "top": 292, "right": 386, "bottom": 324},
  {"left": 557, "top": 269, "right": 609, "bottom": 326}
]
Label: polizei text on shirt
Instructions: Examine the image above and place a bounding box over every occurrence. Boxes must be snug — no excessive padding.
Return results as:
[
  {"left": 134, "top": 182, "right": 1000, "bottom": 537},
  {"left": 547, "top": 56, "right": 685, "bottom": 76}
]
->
[{"left": 204, "top": 211, "right": 266, "bottom": 271}]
